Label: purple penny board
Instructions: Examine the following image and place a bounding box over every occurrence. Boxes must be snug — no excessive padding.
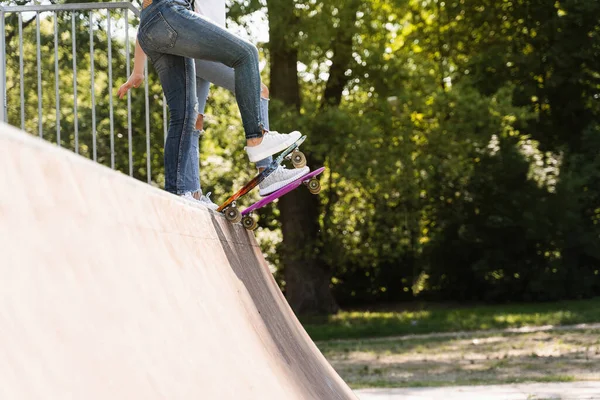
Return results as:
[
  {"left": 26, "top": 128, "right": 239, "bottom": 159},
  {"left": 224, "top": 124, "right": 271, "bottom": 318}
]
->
[{"left": 242, "top": 167, "right": 325, "bottom": 216}]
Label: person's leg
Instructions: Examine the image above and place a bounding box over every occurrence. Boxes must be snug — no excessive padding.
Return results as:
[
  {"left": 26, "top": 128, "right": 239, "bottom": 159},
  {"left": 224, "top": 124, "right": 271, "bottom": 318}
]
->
[
  {"left": 194, "top": 59, "right": 235, "bottom": 93},
  {"left": 183, "top": 76, "right": 210, "bottom": 200},
  {"left": 149, "top": 58, "right": 217, "bottom": 208},
  {"left": 260, "top": 83, "right": 269, "bottom": 130},
  {"left": 194, "top": 59, "right": 273, "bottom": 168},
  {"left": 142, "top": 51, "right": 199, "bottom": 195},
  {"left": 189, "top": 75, "right": 218, "bottom": 208},
  {"left": 137, "top": 1, "right": 300, "bottom": 162},
  {"left": 192, "top": 59, "right": 308, "bottom": 196},
  {"left": 252, "top": 83, "right": 310, "bottom": 196},
  {"left": 195, "top": 76, "right": 211, "bottom": 131},
  {"left": 137, "top": 2, "right": 202, "bottom": 196},
  {"left": 254, "top": 97, "right": 272, "bottom": 170},
  {"left": 139, "top": 3, "right": 261, "bottom": 137}
]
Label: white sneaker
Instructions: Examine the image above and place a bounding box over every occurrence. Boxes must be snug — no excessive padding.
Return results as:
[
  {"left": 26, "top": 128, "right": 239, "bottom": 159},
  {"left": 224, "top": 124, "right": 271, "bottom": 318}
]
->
[
  {"left": 245, "top": 130, "right": 302, "bottom": 163},
  {"left": 259, "top": 165, "right": 310, "bottom": 196},
  {"left": 180, "top": 191, "right": 219, "bottom": 211}
]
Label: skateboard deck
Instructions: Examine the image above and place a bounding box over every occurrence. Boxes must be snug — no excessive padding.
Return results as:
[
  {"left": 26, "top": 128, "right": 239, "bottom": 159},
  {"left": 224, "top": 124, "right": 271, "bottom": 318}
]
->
[
  {"left": 239, "top": 167, "right": 325, "bottom": 230},
  {"left": 217, "top": 135, "right": 307, "bottom": 219}
]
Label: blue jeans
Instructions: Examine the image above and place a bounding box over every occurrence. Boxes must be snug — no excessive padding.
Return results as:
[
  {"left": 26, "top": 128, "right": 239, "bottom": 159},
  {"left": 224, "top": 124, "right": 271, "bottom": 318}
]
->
[
  {"left": 137, "top": 0, "right": 264, "bottom": 194},
  {"left": 195, "top": 60, "right": 273, "bottom": 169}
]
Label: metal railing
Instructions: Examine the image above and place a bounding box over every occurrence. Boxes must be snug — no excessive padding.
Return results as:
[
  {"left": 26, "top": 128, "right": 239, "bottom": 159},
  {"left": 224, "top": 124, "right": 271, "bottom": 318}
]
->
[{"left": 0, "top": 2, "right": 167, "bottom": 184}]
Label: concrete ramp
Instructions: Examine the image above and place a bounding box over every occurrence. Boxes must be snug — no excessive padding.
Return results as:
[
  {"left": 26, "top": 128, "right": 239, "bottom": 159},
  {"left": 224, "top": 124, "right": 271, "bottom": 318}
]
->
[{"left": 0, "top": 122, "right": 356, "bottom": 400}]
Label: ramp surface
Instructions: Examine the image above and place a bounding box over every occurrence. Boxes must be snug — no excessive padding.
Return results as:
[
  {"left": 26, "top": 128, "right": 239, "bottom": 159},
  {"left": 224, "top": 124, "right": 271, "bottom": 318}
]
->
[{"left": 0, "top": 122, "right": 356, "bottom": 400}]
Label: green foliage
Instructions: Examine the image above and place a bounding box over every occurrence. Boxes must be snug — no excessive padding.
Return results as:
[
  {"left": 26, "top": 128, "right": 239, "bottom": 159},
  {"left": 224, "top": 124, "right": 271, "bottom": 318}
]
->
[
  {"left": 4, "top": 5, "right": 166, "bottom": 184},
  {"left": 302, "top": 297, "right": 600, "bottom": 341},
  {"left": 290, "top": 0, "right": 600, "bottom": 305},
  {"left": 251, "top": 0, "right": 600, "bottom": 305},
  {"left": 7, "top": 0, "right": 600, "bottom": 307}
]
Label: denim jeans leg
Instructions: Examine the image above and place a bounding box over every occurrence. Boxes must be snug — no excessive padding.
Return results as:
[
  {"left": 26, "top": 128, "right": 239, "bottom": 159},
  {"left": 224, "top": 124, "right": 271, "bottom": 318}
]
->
[
  {"left": 254, "top": 97, "right": 273, "bottom": 169},
  {"left": 194, "top": 59, "right": 235, "bottom": 93},
  {"left": 183, "top": 130, "right": 202, "bottom": 191},
  {"left": 147, "top": 51, "right": 200, "bottom": 194},
  {"left": 194, "top": 59, "right": 273, "bottom": 168},
  {"left": 141, "top": 3, "right": 264, "bottom": 138},
  {"left": 196, "top": 76, "right": 211, "bottom": 116}
]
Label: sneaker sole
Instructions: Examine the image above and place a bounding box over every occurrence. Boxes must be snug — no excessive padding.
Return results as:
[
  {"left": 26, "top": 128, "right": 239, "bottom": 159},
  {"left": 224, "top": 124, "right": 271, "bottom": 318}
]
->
[{"left": 247, "top": 132, "right": 302, "bottom": 163}]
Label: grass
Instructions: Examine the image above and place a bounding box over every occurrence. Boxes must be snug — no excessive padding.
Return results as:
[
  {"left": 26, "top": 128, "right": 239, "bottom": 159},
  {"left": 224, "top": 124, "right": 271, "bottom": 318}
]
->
[
  {"left": 348, "top": 375, "right": 577, "bottom": 389},
  {"left": 301, "top": 297, "right": 600, "bottom": 341},
  {"left": 316, "top": 328, "right": 600, "bottom": 388},
  {"left": 306, "top": 298, "right": 600, "bottom": 388}
]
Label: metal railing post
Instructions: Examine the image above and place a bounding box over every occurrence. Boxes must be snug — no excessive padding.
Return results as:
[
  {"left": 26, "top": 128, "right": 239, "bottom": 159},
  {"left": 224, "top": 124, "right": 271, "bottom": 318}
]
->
[
  {"left": 2, "top": 3, "right": 164, "bottom": 187},
  {"left": 35, "top": 12, "right": 42, "bottom": 138},
  {"left": 0, "top": 9, "right": 6, "bottom": 123},
  {"left": 72, "top": 12, "right": 79, "bottom": 154},
  {"left": 89, "top": 11, "right": 97, "bottom": 161},
  {"left": 107, "top": 10, "right": 115, "bottom": 169},
  {"left": 54, "top": 12, "right": 60, "bottom": 146},
  {"left": 125, "top": 8, "right": 133, "bottom": 177},
  {"left": 19, "top": 13, "right": 24, "bottom": 130}
]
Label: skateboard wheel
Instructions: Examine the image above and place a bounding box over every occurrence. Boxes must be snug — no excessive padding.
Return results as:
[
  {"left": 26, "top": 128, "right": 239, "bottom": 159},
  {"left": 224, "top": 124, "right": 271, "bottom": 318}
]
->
[
  {"left": 224, "top": 206, "right": 242, "bottom": 224},
  {"left": 242, "top": 215, "right": 258, "bottom": 231},
  {"left": 308, "top": 178, "right": 321, "bottom": 194},
  {"left": 291, "top": 151, "right": 307, "bottom": 169}
]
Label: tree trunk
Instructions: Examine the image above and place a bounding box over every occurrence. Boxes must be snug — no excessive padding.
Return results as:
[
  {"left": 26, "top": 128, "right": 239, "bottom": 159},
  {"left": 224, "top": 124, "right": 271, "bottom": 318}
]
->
[
  {"left": 280, "top": 188, "right": 339, "bottom": 315},
  {"left": 320, "top": 0, "right": 360, "bottom": 109},
  {"left": 318, "top": 1, "right": 360, "bottom": 244},
  {"left": 266, "top": 0, "right": 300, "bottom": 108},
  {"left": 267, "top": 0, "right": 339, "bottom": 315}
]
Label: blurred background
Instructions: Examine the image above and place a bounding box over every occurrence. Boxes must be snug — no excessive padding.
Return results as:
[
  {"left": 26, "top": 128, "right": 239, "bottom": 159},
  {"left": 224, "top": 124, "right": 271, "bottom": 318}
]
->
[{"left": 2, "top": 0, "right": 599, "bottom": 391}]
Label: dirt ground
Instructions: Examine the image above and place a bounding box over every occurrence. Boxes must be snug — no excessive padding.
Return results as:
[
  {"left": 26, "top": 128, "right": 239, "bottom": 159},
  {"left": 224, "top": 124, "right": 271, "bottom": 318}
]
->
[
  {"left": 354, "top": 382, "right": 600, "bottom": 400},
  {"left": 318, "top": 328, "right": 600, "bottom": 388}
]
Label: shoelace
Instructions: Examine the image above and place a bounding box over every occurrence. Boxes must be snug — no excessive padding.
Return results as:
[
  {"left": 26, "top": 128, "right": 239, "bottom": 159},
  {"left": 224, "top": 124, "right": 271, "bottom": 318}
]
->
[
  {"left": 263, "top": 130, "right": 282, "bottom": 139},
  {"left": 265, "top": 166, "right": 286, "bottom": 181}
]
